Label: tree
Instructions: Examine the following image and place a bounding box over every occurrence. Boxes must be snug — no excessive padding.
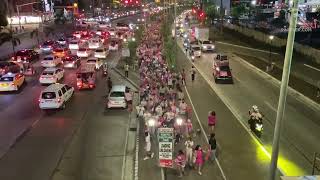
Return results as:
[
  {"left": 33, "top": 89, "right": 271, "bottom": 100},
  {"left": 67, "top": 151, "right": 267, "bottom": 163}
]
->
[
  {"left": 0, "top": 0, "right": 9, "bottom": 26},
  {"left": 0, "top": 29, "right": 21, "bottom": 55},
  {"left": 205, "top": 4, "right": 218, "bottom": 21},
  {"left": 231, "top": 4, "right": 247, "bottom": 19}
]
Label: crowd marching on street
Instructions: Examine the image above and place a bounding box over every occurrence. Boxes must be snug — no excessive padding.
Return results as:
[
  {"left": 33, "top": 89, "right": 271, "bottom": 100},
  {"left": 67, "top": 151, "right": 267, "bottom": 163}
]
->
[{"left": 135, "top": 19, "right": 218, "bottom": 177}]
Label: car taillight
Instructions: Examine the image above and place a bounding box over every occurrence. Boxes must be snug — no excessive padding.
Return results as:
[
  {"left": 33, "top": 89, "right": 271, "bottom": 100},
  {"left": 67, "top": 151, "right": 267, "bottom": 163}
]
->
[
  {"left": 39, "top": 45, "right": 42, "bottom": 48},
  {"left": 11, "top": 82, "right": 15, "bottom": 86},
  {"left": 11, "top": 56, "right": 15, "bottom": 60},
  {"left": 56, "top": 98, "right": 62, "bottom": 103},
  {"left": 77, "top": 81, "right": 82, "bottom": 87}
]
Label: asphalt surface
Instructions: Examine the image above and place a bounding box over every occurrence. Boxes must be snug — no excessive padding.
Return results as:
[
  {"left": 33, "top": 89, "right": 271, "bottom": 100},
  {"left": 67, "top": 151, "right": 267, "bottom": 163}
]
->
[
  {"left": 177, "top": 36, "right": 320, "bottom": 177},
  {"left": 0, "top": 15, "right": 142, "bottom": 180}
]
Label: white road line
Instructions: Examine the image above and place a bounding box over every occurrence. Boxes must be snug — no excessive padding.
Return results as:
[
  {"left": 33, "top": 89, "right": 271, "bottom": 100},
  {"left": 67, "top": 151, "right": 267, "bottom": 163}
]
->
[
  {"left": 134, "top": 119, "right": 140, "bottom": 180},
  {"left": 216, "top": 41, "right": 279, "bottom": 55},
  {"left": 184, "top": 86, "right": 227, "bottom": 180},
  {"left": 304, "top": 64, "right": 320, "bottom": 72},
  {"left": 264, "top": 101, "right": 277, "bottom": 112},
  {"left": 121, "top": 113, "right": 131, "bottom": 180}
]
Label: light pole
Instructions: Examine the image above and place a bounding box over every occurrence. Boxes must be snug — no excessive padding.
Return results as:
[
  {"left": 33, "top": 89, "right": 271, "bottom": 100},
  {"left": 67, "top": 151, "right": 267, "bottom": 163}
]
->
[
  {"left": 269, "top": 0, "right": 299, "bottom": 179},
  {"left": 268, "top": 35, "right": 274, "bottom": 71}
]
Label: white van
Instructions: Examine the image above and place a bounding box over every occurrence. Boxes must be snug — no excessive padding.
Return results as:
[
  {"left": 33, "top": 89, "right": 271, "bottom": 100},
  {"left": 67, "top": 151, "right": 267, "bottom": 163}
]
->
[
  {"left": 107, "top": 85, "right": 127, "bottom": 109},
  {"left": 39, "top": 83, "right": 74, "bottom": 110}
]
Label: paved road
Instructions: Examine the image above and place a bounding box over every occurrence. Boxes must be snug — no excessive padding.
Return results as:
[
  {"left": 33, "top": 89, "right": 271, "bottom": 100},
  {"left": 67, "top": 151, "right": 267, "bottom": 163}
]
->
[{"left": 177, "top": 37, "right": 320, "bottom": 176}]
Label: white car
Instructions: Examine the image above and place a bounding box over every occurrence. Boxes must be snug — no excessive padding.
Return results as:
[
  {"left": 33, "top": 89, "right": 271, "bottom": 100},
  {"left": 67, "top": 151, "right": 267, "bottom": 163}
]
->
[
  {"left": 69, "top": 40, "right": 80, "bottom": 50},
  {"left": 57, "top": 38, "right": 67, "bottom": 45},
  {"left": 39, "top": 67, "right": 64, "bottom": 84},
  {"left": 73, "top": 31, "right": 81, "bottom": 39},
  {"left": 41, "top": 55, "right": 62, "bottom": 67},
  {"left": 94, "top": 48, "right": 109, "bottom": 58},
  {"left": 107, "top": 85, "right": 127, "bottom": 109},
  {"left": 108, "top": 28, "right": 116, "bottom": 37},
  {"left": 191, "top": 45, "right": 202, "bottom": 57},
  {"left": 98, "top": 21, "right": 111, "bottom": 29},
  {"left": 0, "top": 73, "right": 25, "bottom": 92},
  {"left": 200, "top": 40, "right": 215, "bottom": 52},
  {"left": 77, "top": 48, "right": 92, "bottom": 58},
  {"left": 39, "top": 83, "right": 74, "bottom": 110},
  {"left": 86, "top": 58, "right": 103, "bottom": 70},
  {"left": 88, "top": 38, "right": 103, "bottom": 49}
]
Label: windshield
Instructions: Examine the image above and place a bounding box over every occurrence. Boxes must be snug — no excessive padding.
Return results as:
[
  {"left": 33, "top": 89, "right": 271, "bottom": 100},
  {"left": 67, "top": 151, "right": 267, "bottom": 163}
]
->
[
  {"left": 58, "top": 38, "right": 65, "bottom": 41},
  {"left": 16, "top": 51, "right": 29, "bottom": 56},
  {"left": 43, "top": 41, "right": 53, "bottom": 46},
  {"left": 110, "top": 91, "right": 125, "bottom": 97},
  {"left": 192, "top": 47, "right": 201, "bottom": 51},
  {"left": 42, "top": 71, "right": 54, "bottom": 75},
  {"left": 44, "top": 57, "right": 53, "bottom": 61},
  {"left": 203, "top": 41, "right": 211, "bottom": 44},
  {"left": 55, "top": 49, "right": 63, "bottom": 52},
  {"left": 41, "top": 92, "right": 56, "bottom": 99},
  {"left": 95, "top": 49, "right": 104, "bottom": 52},
  {"left": 0, "top": 77, "right": 14, "bottom": 82},
  {"left": 79, "top": 48, "right": 86, "bottom": 51},
  {"left": 220, "top": 66, "right": 230, "bottom": 71},
  {"left": 87, "top": 60, "right": 96, "bottom": 63},
  {"left": 77, "top": 72, "right": 93, "bottom": 80},
  {"left": 70, "top": 41, "right": 78, "bottom": 44}
]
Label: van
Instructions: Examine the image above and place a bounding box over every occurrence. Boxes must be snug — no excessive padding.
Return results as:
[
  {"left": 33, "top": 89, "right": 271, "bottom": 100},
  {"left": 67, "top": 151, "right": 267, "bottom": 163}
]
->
[
  {"left": 39, "top": 83, "right": 74, "bottom": 110},
  {"left": 107, "top": 85, "right": 127, "bottom": 108}
]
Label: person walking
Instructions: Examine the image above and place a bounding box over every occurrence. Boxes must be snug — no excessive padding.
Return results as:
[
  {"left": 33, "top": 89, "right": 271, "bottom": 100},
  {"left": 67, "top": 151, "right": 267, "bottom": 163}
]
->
[
  {"left": 144, "top": 131, "right": 154, "bottom": 160},
  {"left": 208, "top": 111, "right": 217, "bottom": 134},
  {"left": 124, "top": 63, "right": 129, "bottom": 78},
  {"left": 181, "top": 69, "right": 186, "bottom": 85},
  {"left": 207, "top": 133, "right": 217, "bottom": 162},
  {"left": 107, "top": 77, "right": 112, "bottom": 93},
  {"left": 195, "top": 145, "right": 204, "bottom": 175},
  {"left": 185, "top": 137, "right": 194, "bottom": 167},
  {"left": 190, "top": 66, "right": 196, "bottom": 82},
  {"left": 175, "top": 150, "right": 186, "bottom": 177}
]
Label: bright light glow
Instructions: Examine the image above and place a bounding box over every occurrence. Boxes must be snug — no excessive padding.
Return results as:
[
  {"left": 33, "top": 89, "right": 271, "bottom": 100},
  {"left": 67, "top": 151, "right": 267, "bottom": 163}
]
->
[
  {"left": 269, "top": 35, "right": 274, "bottom": 40},
  {"left": 251, "top": 0, "right": 257, "bottom": 5},
  {"left": 132, "top": 37, "right": 136, "bottom": 41},
  {"left": 147, "top": 118, "right": 155, "bottom": 127},
  {"left": 8, "top": 16, "right": 42, "bottom": 25},
  {"left": 176, "top": 118, "right": 183, "bottom": 126}
]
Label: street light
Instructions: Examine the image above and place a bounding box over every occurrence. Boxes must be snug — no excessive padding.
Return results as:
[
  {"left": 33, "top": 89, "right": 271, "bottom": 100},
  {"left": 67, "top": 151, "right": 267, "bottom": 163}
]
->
[
  {"left": 132, "top": 37, "right": 136, "bottom": 41},
  {"left": 251, "top": 0, "right": 257, "bottom": 6},
  {"left": 268, "top": 35, "right": 274, "bottom": 71},
  {"left": 176, "top": 117, "right": 183, "bottom": 134}
]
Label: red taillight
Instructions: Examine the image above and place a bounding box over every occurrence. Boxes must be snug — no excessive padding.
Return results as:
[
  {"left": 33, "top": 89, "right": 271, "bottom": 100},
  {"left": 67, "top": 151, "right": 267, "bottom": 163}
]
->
[
  {"left": 77, "top": 81, "right": 82, "bottom": 87},
  {"left": 11, "top": 56, "right": 15, "bottom": 60},
  {"left": 89, "top": 84, "right": 94, "bottom": 88},
  {"left": 48, "top": 46, "right": 52, "bottom": 48},
  {"left": 11, "top": 82, "right": 15, "bottom": 86}
]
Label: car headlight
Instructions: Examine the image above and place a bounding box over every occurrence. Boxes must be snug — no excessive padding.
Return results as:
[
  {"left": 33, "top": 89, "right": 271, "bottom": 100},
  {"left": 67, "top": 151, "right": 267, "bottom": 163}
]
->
[{"left": 203, "top": 46, "right": 207, "bottom": 49}]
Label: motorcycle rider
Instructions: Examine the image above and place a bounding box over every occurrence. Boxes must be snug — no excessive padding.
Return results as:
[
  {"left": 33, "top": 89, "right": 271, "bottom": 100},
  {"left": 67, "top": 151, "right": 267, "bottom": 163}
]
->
[{"left": 248, "top": 105, "right": 263, "bottom": 131}]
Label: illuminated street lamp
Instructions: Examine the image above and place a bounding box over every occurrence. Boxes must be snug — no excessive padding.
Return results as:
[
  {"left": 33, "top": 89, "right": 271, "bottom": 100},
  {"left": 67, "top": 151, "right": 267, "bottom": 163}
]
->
[
  {"left": 251, "top": 0, "right": 257, "bottom": 6},
  {"left": 132, "top": 37, "right": 136, "bottom": 41},
  {"left": 147, "top": 118, "right": 156, "bottom": 134},
  {"left": 268, "top": 35, "right": 274, "bottom": 71},
  {"left": 176, "top": 117, "right": 183, "bottom": 134}
]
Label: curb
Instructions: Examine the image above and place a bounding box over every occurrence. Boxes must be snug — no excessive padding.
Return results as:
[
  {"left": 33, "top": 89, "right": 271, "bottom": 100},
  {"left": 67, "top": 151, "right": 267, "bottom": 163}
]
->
[
  {"left": 112, "top": 67, "right": 139, "bottom": 89},
  {"left": 231, "top": 54, "right": 320, "bottom": 112}
]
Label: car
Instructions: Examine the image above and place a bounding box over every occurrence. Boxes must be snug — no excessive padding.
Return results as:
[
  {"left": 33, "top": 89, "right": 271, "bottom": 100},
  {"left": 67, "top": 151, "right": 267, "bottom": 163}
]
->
[
  {"left": 191, "top": 45, "right": 202, "bottom": 57},
  {"left": 69, "top": 40, "right": 81, "bottom": 50},
  {"left": 0, "top": 73, "right": 25, "bottom": 92},
  {"left": 40, "top": 40, "right": 57, "bottom": 53},
  {"left": 108, "top": 28, "right": 116, "bottom": 37},
  {"left": 73, "top": 31, "right": 81, "bottom": 39},
  {"left": 188, "top": 40, "right": 199, "bottom": 50},
  {"left": 212, "top": 54, "right": 233, "bottom": 83},
  {"left": 41, "top": 55, "right": 62, "bottom": 67},
  {"left": 0, "top": 61, "right": 22, "bottom": 76},
  {"left": 199, "top": 40, "right": 215, "bottom": 52},
  {"left": 80, "top": 33, "right": 92, "bottom": 43},
  {"left": 76, "top": 65, "right": 96, "bottom": 90},
  {"left": 53, "top": 48, "right": 70, "bottom": 58},
  {"left": 39, "top": 67, "right": 64, "bottom": 84},
  {"left": 137, "top": 18, "right": 145, "bottom": 23},
  {"left": 109, "top": 41, "right": 119, "bottom": 51},
  {"left": 63, "top": 55, "right": 81, "bottom": 68},
  {"left": 98, "top": 21, "right": 111, "bottom": 29},
  {"left": 76, "top": 21, "right": 89, "bottom": 28},
  {"left": 57, "top": 38, "right": 67, "bottom": 45},
  {"left": 77, "top": 48, "right": 92, "bottom": 58},
  {"left": 86, "top": 58, "right": 103, "bottom": 70},
  {"left": 88, "top": 38, "right": 103, "bottom": 49},
  {"left": 107, "top": 85, "right": 127, "bottom": 109},
  {"left": 39, "top": 83, "right": 74, "bottom": 110},
  {"left": 183, "top": 39, "right": 189, "bottom": 48},
  {"left": 94, "top": 48, "right": 109, "bottom": 58},
  {"left": 11, "top": 49, "right": 39, "bottom": 63}
]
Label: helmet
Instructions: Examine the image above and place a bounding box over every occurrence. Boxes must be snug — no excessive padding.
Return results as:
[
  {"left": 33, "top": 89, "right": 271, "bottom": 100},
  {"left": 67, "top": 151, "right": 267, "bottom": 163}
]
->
[{"left": 252, "top": 105, "right": 259, "bottom": 112}]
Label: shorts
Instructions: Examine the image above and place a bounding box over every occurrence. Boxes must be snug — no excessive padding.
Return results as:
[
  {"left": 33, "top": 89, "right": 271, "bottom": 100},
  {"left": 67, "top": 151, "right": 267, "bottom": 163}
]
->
[
  {"left": 127, "top": 100, "right": 133, "bottom": 105},
  {"left": 208, "top": 123, "right": 215, "bottom": 127}
]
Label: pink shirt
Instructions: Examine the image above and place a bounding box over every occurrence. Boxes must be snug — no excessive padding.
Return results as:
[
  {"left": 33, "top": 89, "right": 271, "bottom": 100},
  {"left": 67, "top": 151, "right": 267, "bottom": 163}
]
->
[{"left": 208, "top": 115, "right": 216, "bottom": 125}]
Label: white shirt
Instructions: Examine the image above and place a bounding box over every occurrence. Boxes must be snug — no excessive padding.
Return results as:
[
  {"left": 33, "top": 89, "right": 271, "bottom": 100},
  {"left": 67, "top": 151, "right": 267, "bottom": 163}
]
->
[{"left": 185, "top": 140, "right": 194, "bottom": 152}]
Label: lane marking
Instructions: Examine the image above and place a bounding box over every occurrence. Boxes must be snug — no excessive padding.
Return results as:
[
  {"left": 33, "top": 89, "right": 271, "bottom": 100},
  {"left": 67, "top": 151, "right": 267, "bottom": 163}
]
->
[
  {"left": 304, "top": 64, "right": 320, "bottom": 72},
  {"left": 216, "top": 41, "right": 279, "bottom": 55},
  {"left": 184, "top": 86, "right": 227, "bottom": 180},
  {"left": 134, "top": 121, "right": 140, "bottom": 180},
  {"left": 121, "top": 113, "right": 131, "bottom": 180},
  {"left": 264, "top": 101, "right": 277, "bottom": 112},
  {"left": 177, "top": 39, "right": 286, "bottom": 175}
]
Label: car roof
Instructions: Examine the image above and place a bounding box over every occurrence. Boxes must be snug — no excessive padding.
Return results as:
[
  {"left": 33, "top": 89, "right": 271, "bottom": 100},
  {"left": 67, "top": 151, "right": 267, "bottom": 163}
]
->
[
  {"left": 43, "top": 67, "right": 59, "bottom": 72},
  {"left": 111, "top": 85, "right": 126, "bottom": 92},
  {"left": 42, "top": 83, "right": 65, "bottom": 92},
  {"left": 44, "top": 55, "right": 54, "bottom": 58},
  {"left": 192, "top": 45, "right": 201, "bottom": 48}
]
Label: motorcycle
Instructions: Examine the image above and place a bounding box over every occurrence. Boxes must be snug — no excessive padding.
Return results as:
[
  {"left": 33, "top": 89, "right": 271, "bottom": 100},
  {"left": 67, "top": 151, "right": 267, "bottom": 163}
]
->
[
  {"left": 191, "top": 55, "right": 195, "bottom": 62},
  {"left": 102, "top": 69, "right": 108, "bottom": 77},
  {"left": 248, "top": 106, "right": 264, "bottom": 138}
]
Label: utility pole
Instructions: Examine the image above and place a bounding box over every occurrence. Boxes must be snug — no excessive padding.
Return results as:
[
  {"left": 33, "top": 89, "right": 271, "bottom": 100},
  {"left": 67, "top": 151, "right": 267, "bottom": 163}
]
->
[
  {"left": 269, "top": 0, "right": 299, "bottom": 179},
  {"left": 220, "top": 0, "right": 223, "bottom": 32}
]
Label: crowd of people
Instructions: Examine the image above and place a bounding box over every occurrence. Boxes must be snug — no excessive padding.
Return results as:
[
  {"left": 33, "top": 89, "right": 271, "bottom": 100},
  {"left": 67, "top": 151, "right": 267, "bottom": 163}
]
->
[{"left": 135, "top": 20, "right": 218, "bottom": 177}]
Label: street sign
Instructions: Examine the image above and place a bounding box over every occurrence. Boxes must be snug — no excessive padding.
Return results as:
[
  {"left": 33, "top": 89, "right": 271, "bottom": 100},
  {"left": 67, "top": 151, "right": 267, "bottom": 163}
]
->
[
  {"left": 158, "top": 128, "right": 174, "bottom": 168},
  {"left": 122, "top": 48, "right": 130, "bottom": 57}
]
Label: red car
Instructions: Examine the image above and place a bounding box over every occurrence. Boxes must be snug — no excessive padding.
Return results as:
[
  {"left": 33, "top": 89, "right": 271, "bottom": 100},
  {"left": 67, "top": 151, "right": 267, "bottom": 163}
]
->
[
  {"left": 11, "top": 49, "right": 39, "bottom": 63},
  {"left": 212, "top": 54, "right": 233, "bottom": 84}
]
